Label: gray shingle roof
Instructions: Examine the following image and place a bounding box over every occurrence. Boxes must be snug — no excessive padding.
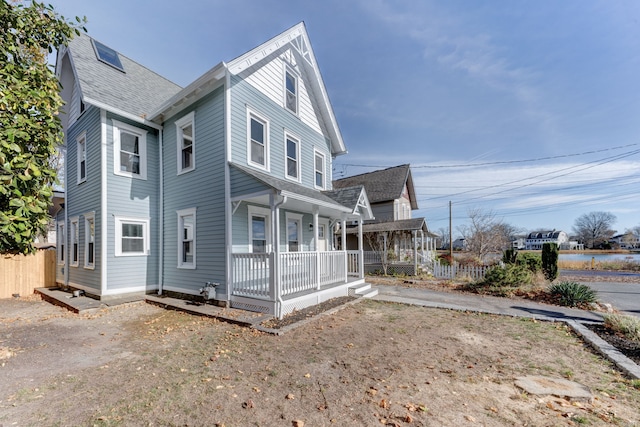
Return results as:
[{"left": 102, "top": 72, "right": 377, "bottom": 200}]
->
[
  {"left": 342, "top": 217, "right": 434, "bottom": 235},
  {"left": 323, "top": 185, "right": 364, "bottom": 211},
  {"left": 67, "top": 34, "right": 182, "bottom": 118},
  {"left": 230, "top": 163, "right": 349, "bottom": 210},
  {"left": 332, "top": 164, "right": 417, "bottom": 209}
]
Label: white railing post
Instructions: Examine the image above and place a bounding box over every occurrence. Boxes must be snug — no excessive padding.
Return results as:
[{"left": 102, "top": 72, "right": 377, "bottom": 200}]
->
[
  {"left": 358, "top": 218, "right": 364, "bottom": 279},
  {"left": 341, "top": 216, "right": 347, "bottom": 283}
]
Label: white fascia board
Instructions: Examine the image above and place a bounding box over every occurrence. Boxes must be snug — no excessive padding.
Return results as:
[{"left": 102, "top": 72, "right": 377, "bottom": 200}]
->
[
  {"left": 148, "top": 62, "right": 227, "bottom": 121},
  {"left": 280, "top": 190, "right": 351, "bottom": 214},
  {"left": 84, "top": 97, "right": 162, "bottom": 130}
]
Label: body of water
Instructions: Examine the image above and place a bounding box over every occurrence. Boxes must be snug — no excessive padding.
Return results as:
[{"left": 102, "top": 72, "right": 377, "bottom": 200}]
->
[{"left": 560, "top": 253, "right": 640, "bottom": 263}]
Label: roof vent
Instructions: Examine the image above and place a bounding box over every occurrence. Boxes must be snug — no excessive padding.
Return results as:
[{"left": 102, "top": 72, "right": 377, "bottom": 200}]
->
[{"left": 91, "top": 39, "right": 125, "bottom": 72}]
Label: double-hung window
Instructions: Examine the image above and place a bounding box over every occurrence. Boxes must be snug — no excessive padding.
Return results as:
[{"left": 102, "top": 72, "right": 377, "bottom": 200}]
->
[
  {"left": 77, "top": 132, "right": 87, "bottom": 184},
  {"left": 84, "top": 212, "right": 95, "bottom": 269},
  {"left": 115, "top": 217, "right": 149, "bottom": 256},
  {"left": 57, "top": 223, "right": 65, "bottom": 264},
  {"left": 248, "top": 206, "right": 270, "bottom": 253},
  {"left": 177, "top": 208, "right": 196, "bottom": 269},
  {"left": 247, "top": 110, "right": 269, "bottom": 170},
  {"left": 70, "top": 217, "right": 79, "bottom": 267},
  {"left": 284, "top": 133, "right": 300, "bottom": 181},
  {"left": 113, "top": 120, "right": 147, "bottom": 180},
  {"left": 175, "top": 112, "right": 195, "bottom": 174},
  {"left": 285, "top": 69, "right": 298, "bottom": 114},
  {"left": 314, "top": 150, "right": 325, "bottom": 189}
]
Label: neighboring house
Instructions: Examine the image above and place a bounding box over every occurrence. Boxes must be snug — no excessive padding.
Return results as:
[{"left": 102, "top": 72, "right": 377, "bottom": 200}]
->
[
  {"left": 54, "top": 23, "right": 373, "bottom": 317},
  {"left": 35, "top": 191, "right": 65, "bottom": 247},
  {"left": 451, "top": 238, "right": 467, "bottom": 251},
  {"left": 511, "top": 235, "right": 526, "bottom": 250},
  {"left": 332, "top": 165, "right": 437, "bottom": 273},
  {"left": 525, "top": 230, "right": 569, "bottom": 250},
  {"left": 610, "top": 233, "right": 640, "bottom": 249}
]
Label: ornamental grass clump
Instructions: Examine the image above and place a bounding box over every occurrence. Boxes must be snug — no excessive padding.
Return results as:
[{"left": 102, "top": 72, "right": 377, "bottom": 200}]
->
[
  {"left": 604, "top": 314, "right": 640, "bottom": 342},
  {"left": 548, "top": 281, "right": 597, "bottom": 307}
]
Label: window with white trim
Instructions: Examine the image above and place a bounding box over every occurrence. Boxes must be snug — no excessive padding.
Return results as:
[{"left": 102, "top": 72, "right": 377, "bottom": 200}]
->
[
  {"left": 248, "top": 206, "right": 270, "bottom": 253},
  {"left": 84, "top": 212, "right": 95, "bottom": 269},
  {"left": 57, "top": 222, "right": 65, "bottom": 264},
  {"left": 286, "top": 213, "right": 303, "bottom": 252},
  {"left": 177, "top": 208, "right": 196, "bottom": 269},
  {"left": 247, "top": 110, "right": 269, "bottom": 170},
  {"left": 115, "top": 217, "right": 149, "bottom": 256},
  {"left": 113, "top": 120, "right": 147, "bottom": 180},
  {"left": 70, "top": 216, "right": 79, "bottom": 267},
  {"left": 284, "top": 133, "right": 300, "bottom": 181},
  {"left": 77, "top": 132, "right": 87, "bottom": 184},
  {"left": 314, "top": 150, "right": 325, "bottom": 189},
  {"left": 284, "top": 69, "right": 298, "bottom": 114},
  {"left": 175, "top": 112, "right": 195, "bottom": 174}
]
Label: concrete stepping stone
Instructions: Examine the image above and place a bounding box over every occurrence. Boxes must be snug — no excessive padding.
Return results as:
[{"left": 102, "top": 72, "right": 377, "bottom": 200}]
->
[{"left": 515, "top": 376, "right": 593, "bottom": 402}]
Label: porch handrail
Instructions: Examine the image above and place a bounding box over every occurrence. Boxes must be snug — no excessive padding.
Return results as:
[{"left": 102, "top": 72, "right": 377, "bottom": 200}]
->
[{"left": 231, "top": 253, "right": 271, "bottom": 299}]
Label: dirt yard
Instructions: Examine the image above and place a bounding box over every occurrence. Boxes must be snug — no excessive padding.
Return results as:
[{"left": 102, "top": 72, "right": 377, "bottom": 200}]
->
[{"left": 2, "top": 293, "right": 640, "bottom": 426}]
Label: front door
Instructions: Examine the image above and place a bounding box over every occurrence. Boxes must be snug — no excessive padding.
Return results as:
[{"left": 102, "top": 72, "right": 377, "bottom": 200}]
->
[{"left": 317, "top": 222, "right": 328, "bottom": 251}]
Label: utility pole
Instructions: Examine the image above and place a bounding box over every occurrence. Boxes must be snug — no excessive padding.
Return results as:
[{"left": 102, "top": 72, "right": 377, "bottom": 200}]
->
[{"left": 449, "top": 201, "right": 453, "bottom": 261}]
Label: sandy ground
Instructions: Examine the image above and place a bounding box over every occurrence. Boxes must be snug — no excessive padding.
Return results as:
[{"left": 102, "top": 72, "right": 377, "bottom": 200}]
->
[{"left": 1, "top": 293, "right": 640, "bottom": 426}]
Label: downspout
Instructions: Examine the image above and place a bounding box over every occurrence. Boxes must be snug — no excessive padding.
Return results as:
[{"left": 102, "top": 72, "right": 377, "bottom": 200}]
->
[
  {"left": 158, "top": 127, "right": 164, "bottom": 295},
  {"left": 272, "top": 194, "right": 286, "bottom": 319}
]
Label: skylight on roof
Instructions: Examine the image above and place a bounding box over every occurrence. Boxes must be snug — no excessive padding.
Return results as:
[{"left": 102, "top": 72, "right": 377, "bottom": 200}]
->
[{"left": 91, "top": 39, "right": 124, "bottom": 72}]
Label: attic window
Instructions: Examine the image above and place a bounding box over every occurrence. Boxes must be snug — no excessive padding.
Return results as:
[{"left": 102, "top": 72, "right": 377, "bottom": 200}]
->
[{"left": 92, "top": 39, "right": 125, "bottom": 72}]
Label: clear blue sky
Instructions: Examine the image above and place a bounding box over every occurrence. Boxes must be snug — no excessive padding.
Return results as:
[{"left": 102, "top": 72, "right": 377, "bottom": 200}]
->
[{"left": 49, "top": 0, "right": 640, "bottom": 237}]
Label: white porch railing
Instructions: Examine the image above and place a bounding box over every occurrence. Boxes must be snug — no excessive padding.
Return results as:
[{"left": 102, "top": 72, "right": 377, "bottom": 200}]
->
[
  {"left": 231, "top": 251, "right": 359, "bottom": 299},
  {"left": 231, "top": 253, "right": 271, "bottom": 298}
]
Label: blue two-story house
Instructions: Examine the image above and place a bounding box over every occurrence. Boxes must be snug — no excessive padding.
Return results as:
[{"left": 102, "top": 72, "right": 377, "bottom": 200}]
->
[{"left": 55, "top": 23, "right": 373, "bottom": 318}]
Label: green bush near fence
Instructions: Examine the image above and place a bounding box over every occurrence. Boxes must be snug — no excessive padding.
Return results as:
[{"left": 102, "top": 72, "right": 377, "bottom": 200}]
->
[{"left": 466, "top": 264, "right": 533, "bottom": 296}]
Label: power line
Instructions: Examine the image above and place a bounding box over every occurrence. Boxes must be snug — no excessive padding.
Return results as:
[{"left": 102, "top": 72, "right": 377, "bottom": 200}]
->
[{"left": 337, "top": 143, "right": 639, "bottom": 170}]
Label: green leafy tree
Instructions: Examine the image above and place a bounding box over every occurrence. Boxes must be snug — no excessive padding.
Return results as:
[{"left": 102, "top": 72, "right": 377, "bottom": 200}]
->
[
  {"left": 0, "top": 1, "right": 84, "bottom": 254},
  {"left": 541, "top": 242, "right": 559, "bottom": 282}
]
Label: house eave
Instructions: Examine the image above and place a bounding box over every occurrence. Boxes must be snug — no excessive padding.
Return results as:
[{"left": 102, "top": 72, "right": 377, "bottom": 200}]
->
[
  {"left": 148, "top": 62, "right": 227, "bottom": 122},
  {"left": 83, "top": 97, "right": 162, "bottom": 130}
]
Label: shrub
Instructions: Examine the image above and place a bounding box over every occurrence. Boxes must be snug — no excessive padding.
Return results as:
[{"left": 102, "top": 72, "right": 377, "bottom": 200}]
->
[
  {"left": 542, "top": 243, "right": 559, "bottom": 282},
  {"left": 478, "top": 264, "right": 532, "bottom": 289},
  {"left": 548, "top": 281, "right": 597, "bottom": 307},
  {"left": 604, "top": 314, "right": 640, "bottom": 342},
  {"left": 502, "top": 249, "right": 518, "bottom": 264},
  {"left": 517, "top": 252, "right": 542, "bottom": 273}
]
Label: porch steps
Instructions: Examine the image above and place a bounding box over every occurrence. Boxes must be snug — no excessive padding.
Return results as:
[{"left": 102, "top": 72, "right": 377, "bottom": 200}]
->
[{"left": 349, "top": 282, "right": 378, "bottom": 299}]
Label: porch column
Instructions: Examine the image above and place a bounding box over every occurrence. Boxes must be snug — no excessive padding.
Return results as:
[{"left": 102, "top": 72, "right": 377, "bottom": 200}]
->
[
  {"left": 413, "top": 230, "right": 418, "bottom": 274},
  {"left": 341, "top": 215, "right": 347, "bottom": 283},
  {"left": 270, "top": 194, "right": 282, "bottom": 305},
  {"left": 314, "top": 207, "right": 320, "bottom": 290},
  {"left": 358, "top": 218, "right": 364, "bottom": 279}
]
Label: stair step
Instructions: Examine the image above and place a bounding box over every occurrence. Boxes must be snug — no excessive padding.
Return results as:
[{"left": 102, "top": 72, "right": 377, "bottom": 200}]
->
[{"left": 349, "top": 283, "right": 377, "bottom": 298}]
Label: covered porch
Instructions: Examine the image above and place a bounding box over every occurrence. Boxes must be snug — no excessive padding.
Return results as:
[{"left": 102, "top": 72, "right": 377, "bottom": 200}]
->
[
  {"left": 228, "top": 164, "right": 373, "bottom": 318},
  {"left": 341, "top": 218, "right": 438, "bottom": 275}
]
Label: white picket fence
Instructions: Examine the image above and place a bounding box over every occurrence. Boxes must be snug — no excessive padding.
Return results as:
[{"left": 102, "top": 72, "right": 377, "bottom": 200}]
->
[{"left": 431, "top": 262, "right": 489, "bottom": 281}]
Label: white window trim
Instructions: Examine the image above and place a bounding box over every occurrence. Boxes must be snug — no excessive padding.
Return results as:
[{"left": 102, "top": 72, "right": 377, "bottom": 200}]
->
[
  {"left": 114, "top": 216, "right": 150, "bottom": 257},
  {"left": 248, "top": 205, "right": 271, "bottom": 253},
  {"left": 177, "top": 207, "right": 197, "bottom": 269},
  {"left": 57, "top": 222, "right": 65, "bottom": 265},
  {"left": 283, "top": 131, "right": 301, "bottom": 182},
  {"left": 284, "top": 66, "right": 298, "bottom": 115},
  {"left": 285, "top": 212, "right": 304, "bottom": 252},
  {"left": 175, "top": 111, "right": 195, "bottom": 175},
  {"left": 76, "top": 132, "right": 87, "bottom": 184},
  {"left": 83, "top": 212, "right": 95, "bottom": 270},
  {"left": 314, "top": 149, "right": 326, "bottom": 190},
  {"left": 113, "top": 119, "right": 147, "bottom": 180},
  {"left": 69, "top": 216, "right": 79, "bottom": 267},
  {"left": 246, "top": 107, "right": 269, "bottom": 171}
]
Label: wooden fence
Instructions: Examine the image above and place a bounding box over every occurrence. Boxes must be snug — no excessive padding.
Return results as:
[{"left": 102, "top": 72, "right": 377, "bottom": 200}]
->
[{"left": 0, "top": 250, "right": 56, "bottom": 299}]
